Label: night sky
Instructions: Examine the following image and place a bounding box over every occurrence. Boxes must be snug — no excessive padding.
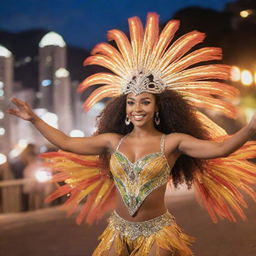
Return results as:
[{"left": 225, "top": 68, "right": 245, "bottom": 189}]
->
[{"left": 0, "top": 0, "right": 235, "bottom": 49}]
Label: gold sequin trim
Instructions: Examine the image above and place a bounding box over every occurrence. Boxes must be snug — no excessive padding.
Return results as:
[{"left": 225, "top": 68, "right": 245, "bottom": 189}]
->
[{"left": 109, "top": 211, "right": 175, "bottom": 240}]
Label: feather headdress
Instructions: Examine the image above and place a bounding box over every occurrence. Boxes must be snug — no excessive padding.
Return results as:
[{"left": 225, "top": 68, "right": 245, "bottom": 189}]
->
[{"left": 78, "top": 12, "right": 238, "bottom": 120}]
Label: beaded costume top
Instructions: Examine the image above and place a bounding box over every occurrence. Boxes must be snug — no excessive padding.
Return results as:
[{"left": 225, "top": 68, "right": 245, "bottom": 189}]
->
[{"left": 109, "top": 134, "right": 170, "bottom": 216}]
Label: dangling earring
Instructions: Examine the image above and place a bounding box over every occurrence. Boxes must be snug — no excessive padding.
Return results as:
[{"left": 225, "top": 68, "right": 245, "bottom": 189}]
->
[
  {"left": 154, "top": 112, "right": 160, "bottom": 125},
  {"left": 125, "top": 115, "right": 131, "bottom": 125}
]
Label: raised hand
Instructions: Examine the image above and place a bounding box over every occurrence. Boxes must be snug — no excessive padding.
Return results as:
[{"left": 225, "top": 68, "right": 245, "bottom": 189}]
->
[{"left": 7, "top": 97, "right": 37, "bottom": 121}]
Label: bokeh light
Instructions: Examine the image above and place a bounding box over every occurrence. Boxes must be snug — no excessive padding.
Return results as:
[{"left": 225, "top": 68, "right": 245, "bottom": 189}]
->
[
  {"left": 34, "top": 167, "right": 52, "bottom": 182},
  {"left": 69, "top": 129, "right": 84, "bottom": 137},
  {"left": 230, "top": 66, "right": 241, "bottom": 82},
  {"left": 0, "top": 127, "right": 5, "bottom": 135},
  {"left": 240, "top": 9, "right": 253, "bottom": 18},
  {"left": 241, "top": 70, "right": 253, "bottom": 86},
  {"left": 0, "top": 153, "right": 7, "bottom": 165},
  {"left": 41, "top": 112, "right": 58, "bottom": 129}
]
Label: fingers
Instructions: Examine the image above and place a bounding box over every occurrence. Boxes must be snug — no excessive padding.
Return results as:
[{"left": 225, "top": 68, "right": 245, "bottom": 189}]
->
[
  {"left": 11, "top": 97, "right": 26, "bottom": 107},
  {"left": 7, "top": 108, "right": 19, "bottom": 117}
]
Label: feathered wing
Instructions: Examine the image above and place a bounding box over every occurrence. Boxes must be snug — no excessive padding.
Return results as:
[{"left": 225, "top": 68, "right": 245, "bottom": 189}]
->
[
  {"left": 184, "top": 112, "right": 256, "bottom": 223},
  {"left": 40, "top": 151, "right": 116, "bottom": 225},
  {"left": 192, "top": 140, "right": 256, "bottom": 223}
]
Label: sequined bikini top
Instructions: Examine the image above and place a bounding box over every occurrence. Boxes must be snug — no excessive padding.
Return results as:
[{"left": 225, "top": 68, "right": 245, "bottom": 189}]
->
[{"left": 109, "top": 134, "right": 170, "bottom": 216}]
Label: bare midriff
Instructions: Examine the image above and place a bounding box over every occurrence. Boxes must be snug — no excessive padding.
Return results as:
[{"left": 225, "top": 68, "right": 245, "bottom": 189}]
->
[{"left": 115, "top": 184, "right": 167, "bottom": 222}]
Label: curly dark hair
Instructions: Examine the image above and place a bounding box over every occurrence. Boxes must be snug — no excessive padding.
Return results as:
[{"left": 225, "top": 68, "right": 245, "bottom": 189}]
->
[{"left": 95, "top": 90, "right": 210, "bottom": 188}]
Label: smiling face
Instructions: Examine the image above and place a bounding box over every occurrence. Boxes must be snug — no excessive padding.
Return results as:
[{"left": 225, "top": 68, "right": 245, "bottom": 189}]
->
[{"left": 126, "top": 92, "right": 158, "bottom": 128}]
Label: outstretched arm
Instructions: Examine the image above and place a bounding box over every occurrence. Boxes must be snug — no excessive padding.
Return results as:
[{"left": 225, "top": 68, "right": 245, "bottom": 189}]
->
[
  {"left": 174, "top": 114, "right": 256, "bottom": 159},
  {"left": 7, "top": 98, "right": 112, "bottom": 155}
]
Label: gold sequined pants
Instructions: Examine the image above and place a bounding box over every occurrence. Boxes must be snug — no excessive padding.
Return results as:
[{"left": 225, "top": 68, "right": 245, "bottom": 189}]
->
[{"left": 92, "top": 211, "right": 194, "bottom": 256}]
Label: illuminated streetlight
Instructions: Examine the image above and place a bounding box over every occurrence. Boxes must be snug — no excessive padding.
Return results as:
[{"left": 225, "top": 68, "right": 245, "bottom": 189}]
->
[
  {"left": 241, "top": 70, "right": 253, "bottom": 86},
  {"left": 240, "top": 9, "right": 253, "bottom": 18}
]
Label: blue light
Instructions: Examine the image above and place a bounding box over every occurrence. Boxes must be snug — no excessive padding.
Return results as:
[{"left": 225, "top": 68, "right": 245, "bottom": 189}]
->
[{"left": 41, "top": 79, "right": 52, "bottom": 87}]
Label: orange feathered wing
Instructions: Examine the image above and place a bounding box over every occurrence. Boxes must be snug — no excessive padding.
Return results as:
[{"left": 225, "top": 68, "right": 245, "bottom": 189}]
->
[
  {"left": 40, "top": 151, "right": 116, "bottom": 225},
  {"left": 191, "top": 129, "right": 256, "bottom": 222},
  {"left": 186, "top": 112, "right": 256, "bottom": 223}
]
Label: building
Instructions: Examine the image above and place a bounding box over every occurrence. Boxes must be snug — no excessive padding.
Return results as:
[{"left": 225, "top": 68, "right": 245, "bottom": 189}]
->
[
  {"left": 0, "top": 45, "right": 13, "bottom": 154},
  {"left": 38, "top": 32, "right": 72, "bottom": 134}
]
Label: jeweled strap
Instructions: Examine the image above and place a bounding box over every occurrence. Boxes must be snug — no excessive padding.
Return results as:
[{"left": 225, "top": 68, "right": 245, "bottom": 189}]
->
[
  {"left": 115, "top": 134, "right": 128, "bottom": 151},
  {"left": 160, "top": 134, "right": 165, "bottom": 154}
]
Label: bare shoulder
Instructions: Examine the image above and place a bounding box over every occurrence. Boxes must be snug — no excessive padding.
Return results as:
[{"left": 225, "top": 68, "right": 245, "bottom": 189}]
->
[
  {"left": 166, "top": 132, "right": 193, "bottom": 141},
  {"left": 165, "top": 132, "right": 200, "bottom": 154},
  {"left": 165, "top": 132, "right": 182, "bottom": 142},
  {"left": 164, "top": 133, "right": 188, "bottom": 154}
]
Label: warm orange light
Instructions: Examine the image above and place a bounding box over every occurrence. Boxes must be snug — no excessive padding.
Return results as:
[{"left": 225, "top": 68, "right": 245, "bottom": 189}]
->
[
  {"left": 230, "top": 66, "right": 241, "bottom": 82},
  {"left": 240, "top": 9, "right": 253, "bottom": 18},
  {"left": 241, "top": 70, "right": 253, "bottom": 86}
]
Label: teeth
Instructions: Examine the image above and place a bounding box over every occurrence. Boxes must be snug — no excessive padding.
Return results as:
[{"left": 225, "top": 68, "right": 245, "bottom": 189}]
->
[{"left": 133, "top": 115, "right": 145, "bottom": 120}]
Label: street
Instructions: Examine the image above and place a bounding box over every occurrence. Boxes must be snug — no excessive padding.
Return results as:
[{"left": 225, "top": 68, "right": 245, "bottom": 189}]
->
[{"left": 0, "top": 192, "right": 256, "bottom": 256}]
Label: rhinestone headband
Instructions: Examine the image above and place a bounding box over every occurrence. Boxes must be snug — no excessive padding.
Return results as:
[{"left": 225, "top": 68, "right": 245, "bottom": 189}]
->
[{"left": 122, "top": 70, "right": 166, "bottom": 95}]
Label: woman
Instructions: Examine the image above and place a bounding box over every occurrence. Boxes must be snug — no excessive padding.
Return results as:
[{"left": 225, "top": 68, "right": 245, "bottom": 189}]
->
[
  {"left": 8, "top": 91, "right": 256, "bottom": 256},
  {"left": 8, "top": 13, "right": 256, "bottom": 256}
]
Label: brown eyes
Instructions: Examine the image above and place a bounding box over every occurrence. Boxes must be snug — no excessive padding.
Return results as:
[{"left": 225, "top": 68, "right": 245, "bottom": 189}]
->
[{"left": 127, "top": 101, "right": 150, "bottom": 105}]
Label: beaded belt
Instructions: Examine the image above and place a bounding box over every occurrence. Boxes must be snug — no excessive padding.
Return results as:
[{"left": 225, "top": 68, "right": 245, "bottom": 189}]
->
[{"left": 109, "top": 210, "right": 175, "bottom": 240}]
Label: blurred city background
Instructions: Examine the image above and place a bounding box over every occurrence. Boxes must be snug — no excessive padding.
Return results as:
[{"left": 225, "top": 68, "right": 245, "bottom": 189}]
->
[{"left": 0, "top": 0, "right": 256, "bottom": 255}]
